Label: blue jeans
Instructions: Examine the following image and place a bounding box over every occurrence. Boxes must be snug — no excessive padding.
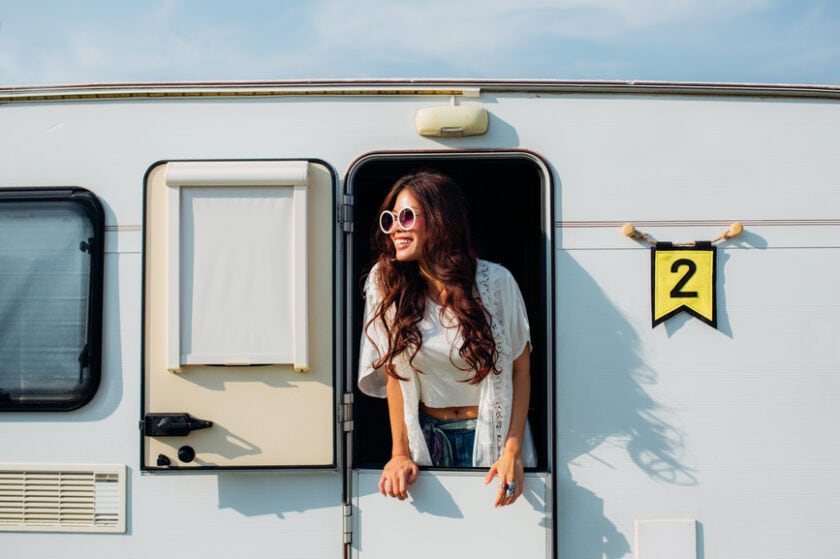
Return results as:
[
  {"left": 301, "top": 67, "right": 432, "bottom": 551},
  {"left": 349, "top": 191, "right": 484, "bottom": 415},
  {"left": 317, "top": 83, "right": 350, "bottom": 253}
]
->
[{"left": 420, "top": 411, "right": 477, "bottom": 467}]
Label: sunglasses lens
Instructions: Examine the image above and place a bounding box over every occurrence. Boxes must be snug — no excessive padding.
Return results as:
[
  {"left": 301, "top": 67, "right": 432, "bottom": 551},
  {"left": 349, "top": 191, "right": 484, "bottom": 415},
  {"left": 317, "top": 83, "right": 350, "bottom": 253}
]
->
[
  {"left": 380, "top": 211, "right": 395, "bottom": 233},
  {"left": 398, "top": 208, "right": 415, "bottom": 229}
]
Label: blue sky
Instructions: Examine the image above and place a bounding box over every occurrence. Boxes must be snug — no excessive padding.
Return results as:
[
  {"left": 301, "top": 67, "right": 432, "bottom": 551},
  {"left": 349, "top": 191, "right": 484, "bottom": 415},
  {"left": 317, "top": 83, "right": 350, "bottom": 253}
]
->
[{"left": 1, "top": 0, "right": 838, "bottom": 87}]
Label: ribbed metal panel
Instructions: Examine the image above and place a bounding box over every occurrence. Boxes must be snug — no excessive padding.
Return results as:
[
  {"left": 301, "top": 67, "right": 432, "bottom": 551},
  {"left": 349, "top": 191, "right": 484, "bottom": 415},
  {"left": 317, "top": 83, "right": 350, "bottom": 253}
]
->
[{"left": 0, "top": 465, "right": 125, "bottom": 533}]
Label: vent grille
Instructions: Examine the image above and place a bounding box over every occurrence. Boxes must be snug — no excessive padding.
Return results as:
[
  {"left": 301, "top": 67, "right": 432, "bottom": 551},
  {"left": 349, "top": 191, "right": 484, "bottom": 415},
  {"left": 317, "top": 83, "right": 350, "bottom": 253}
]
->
[{"left": 0, "top": 465, "right": 125, "bottom": 533}]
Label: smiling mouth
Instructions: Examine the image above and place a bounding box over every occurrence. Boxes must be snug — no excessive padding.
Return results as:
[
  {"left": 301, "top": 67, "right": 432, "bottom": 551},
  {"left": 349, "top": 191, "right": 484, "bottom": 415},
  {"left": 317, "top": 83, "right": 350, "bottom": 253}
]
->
[{"left": 394, "top": 238, "right": 412, "bottom": 248}]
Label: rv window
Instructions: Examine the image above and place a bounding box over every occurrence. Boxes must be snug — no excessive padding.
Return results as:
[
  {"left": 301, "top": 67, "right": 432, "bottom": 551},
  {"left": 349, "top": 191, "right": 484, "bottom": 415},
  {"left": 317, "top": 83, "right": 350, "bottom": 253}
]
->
[{"left": 0, "top": 189, "right": 104, "bottom": 411}]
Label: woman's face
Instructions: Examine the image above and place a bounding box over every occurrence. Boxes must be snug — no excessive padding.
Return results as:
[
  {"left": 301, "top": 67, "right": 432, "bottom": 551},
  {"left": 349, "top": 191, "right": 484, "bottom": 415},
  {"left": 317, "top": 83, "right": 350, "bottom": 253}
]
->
[{"left": 389, "top": 189, "right": 428, "bottom": 264}]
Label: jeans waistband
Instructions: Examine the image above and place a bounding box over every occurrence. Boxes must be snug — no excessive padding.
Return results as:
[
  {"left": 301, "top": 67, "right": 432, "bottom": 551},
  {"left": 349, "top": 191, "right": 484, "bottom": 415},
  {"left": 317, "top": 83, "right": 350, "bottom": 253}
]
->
[{"left": 419, "top": 411, "right": 477, "bottom": 432}]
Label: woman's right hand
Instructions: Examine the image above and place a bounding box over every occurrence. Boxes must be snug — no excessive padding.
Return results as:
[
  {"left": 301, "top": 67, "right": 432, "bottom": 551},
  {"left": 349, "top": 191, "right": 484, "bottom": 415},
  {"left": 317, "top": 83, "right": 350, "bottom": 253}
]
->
[{"left": 379, "top": 455, "right": 419, "bottom": 500}]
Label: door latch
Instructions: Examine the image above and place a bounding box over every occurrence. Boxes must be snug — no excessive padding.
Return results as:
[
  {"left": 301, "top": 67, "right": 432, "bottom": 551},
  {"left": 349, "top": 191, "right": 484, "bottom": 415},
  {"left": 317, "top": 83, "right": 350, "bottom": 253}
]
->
[{"left": 141, "top": 413, "right": 213, "bottom": 437}]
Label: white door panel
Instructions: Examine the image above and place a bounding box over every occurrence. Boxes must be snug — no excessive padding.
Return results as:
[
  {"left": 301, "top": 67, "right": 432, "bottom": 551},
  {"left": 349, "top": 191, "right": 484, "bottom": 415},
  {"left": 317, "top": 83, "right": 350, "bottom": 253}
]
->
[{"left": 352, "top": 470, "right": 551, "bottom": 558}]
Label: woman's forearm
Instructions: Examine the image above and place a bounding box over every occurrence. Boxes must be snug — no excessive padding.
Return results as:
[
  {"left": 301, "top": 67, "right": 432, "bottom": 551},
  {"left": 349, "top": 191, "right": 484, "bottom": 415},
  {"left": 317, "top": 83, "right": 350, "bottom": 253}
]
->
[
  {"left": 384, "top": 373, "right": 412, "bottom": 458},
  {"left": 381, "top": 373, "right": 419, "bottom": 500}
]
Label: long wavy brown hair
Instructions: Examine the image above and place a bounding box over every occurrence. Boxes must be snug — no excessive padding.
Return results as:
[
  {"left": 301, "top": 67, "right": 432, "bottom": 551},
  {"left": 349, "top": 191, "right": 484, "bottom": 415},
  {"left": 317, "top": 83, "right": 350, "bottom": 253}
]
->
[{"left": 364, "top": 171, "right": 499, "bottom": 384}]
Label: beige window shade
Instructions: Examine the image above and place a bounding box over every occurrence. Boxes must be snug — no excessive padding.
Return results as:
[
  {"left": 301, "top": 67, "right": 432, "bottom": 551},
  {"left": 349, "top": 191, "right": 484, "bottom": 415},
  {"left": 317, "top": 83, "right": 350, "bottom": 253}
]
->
[{"left": 164, "top": 161, "right": 310, "bottom": 372}]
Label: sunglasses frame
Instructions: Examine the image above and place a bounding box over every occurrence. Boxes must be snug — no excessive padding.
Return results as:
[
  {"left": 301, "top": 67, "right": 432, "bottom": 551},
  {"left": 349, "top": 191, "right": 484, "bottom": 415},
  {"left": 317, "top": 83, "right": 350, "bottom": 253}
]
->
[{"left": 379, "top": 206, "right": 424, "bottom": 234}]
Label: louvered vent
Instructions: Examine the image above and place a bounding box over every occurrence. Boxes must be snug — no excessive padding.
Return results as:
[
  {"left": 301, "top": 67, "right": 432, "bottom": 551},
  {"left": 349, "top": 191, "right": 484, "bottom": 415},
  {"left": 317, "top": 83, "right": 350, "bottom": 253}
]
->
[{"left": 0, "top": 464, "right": 125, "bottom": 533}]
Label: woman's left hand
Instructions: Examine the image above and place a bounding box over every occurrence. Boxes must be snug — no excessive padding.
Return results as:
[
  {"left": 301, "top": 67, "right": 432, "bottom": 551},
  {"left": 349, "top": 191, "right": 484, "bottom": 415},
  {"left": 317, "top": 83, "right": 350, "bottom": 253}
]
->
[{"left": 485, "top": 449, "right": 524, "bottom": 507}]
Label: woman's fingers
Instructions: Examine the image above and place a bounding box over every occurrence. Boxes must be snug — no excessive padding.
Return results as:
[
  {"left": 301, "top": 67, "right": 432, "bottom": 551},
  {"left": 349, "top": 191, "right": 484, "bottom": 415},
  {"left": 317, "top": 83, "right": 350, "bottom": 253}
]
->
[
  {"left": 382, "top": 474, "right": 404, "bottom": 499},
  {"left": 406, "top": 466, "right": 418, "bottom": 485},
  {"left": 484, "top": 463, "right": 499, "bottom": 485},
  {"left": 494, "top": 481, "right": 522, "bottom": 507},
  {"left": 380, "top": 474, "right": 403, "bottom": 499},
  {"left": 492, "top": 466, "right": 524, "bottom": 507},
  {"left": 395, "top": 475, "right": 407, "bottom": 499},
  {"left": 380, "top": 456, "right": 418, "bottom": 500},
  {"left": 494, "top": 482, "right": 506, "bottom": 507}
]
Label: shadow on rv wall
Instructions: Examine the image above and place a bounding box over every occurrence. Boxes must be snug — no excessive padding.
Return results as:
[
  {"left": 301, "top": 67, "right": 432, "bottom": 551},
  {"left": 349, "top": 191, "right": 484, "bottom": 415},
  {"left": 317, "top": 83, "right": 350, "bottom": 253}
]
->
[
  {"left": 555, "top": 251, "right": 697, "bottom": 559},
  {"left": 419, "top": 107, "right": 520, "bottom": 149},
  {"left": 663, "top": 230, "right": 769, "bottom": 339},
  {"left": 407, "top": 475, "right": 462, "bottom": 518},
  {"left": 217, "top": 471, "right": 342, "bottom": 518}
]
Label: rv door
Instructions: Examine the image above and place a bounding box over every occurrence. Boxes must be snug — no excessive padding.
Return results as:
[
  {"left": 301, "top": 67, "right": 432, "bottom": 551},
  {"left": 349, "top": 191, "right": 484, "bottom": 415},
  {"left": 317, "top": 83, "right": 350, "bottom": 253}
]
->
[
  {"left": 141, "top": 160, "right": 337, "bottom": 469},
  {"left": 344, "top": 153, "right": 554, "bottom": 558}
]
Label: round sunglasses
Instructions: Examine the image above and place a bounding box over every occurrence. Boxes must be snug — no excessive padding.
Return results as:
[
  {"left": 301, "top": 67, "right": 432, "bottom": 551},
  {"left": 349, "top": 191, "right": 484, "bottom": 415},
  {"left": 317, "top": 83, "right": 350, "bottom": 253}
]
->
[{"left": 379, "top": 207, "right": 424, "bottom": 234}]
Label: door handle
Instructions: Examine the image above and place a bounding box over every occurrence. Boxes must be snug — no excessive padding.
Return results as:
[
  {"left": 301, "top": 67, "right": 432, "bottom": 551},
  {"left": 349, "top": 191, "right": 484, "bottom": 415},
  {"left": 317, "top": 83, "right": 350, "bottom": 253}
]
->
[{"left": 142, "top": 413, "right": 213, "bottom": 437}]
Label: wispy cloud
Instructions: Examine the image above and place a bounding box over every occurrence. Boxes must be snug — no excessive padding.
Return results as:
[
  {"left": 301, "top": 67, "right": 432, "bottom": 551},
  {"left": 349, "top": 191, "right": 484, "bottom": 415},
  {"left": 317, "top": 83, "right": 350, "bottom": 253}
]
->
[
  {"left": 304, "top": 0, "right": 781, "bottom": 78},
  {"left": 314, "top": 0, "right": 774, "bottom": 49},
  {"left": 0, "top": 0, "right": 836, "bottom": 86}
]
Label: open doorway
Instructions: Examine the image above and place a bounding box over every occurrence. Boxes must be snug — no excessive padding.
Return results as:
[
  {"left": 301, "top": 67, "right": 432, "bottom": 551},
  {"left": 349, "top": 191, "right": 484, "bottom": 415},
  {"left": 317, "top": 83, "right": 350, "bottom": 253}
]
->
[{"left": 347, "top": 152, "right": 552, "bottom": 471}]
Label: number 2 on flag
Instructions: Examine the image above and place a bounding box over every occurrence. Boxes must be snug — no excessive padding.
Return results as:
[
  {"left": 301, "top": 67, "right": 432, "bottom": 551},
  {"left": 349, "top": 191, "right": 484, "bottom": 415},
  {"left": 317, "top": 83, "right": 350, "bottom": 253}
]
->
[{"left": 651, "top": 244, "right": 717, "bottom": 328}]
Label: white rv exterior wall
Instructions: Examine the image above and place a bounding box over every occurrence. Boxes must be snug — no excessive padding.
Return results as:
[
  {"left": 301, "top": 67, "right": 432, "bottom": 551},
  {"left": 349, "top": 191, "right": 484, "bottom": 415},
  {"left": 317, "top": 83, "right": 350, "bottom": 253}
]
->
[
  {"left": 1, "top": 82, "right": 839, "bottom": 558},
  {"left": 547, "top": 93, "right": 840, "bottom": 558}
]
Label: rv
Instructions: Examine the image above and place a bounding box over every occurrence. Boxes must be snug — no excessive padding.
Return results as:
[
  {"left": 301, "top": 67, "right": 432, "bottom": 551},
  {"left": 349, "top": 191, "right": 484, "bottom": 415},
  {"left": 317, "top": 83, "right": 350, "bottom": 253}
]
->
[{"left": 1, "top": 80, "right": 839, "bottom": 558}]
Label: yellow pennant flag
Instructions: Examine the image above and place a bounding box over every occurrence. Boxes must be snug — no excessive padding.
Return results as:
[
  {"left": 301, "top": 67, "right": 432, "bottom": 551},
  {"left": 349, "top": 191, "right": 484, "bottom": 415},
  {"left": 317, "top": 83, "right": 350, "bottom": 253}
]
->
[{"left": 651, "top": 243, "right": 716, "bottom": 328}]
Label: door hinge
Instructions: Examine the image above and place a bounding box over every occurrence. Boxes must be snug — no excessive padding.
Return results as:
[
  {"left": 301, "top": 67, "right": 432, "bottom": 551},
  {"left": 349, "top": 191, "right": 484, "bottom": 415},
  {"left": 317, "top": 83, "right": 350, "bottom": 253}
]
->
[
  {"left": 343, "top": 503, "right": 353, "bottom": 544},
  {"left": 339, "top": 392, "right": 354, "bottom": 432},
  {"left": 339, "top": 194, "right": 354, "bottom": 233}
]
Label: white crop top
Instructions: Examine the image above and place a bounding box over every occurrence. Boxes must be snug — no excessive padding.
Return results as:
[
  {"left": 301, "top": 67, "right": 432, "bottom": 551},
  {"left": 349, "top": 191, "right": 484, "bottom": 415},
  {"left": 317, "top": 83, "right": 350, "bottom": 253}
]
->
[
  {"left": 412, "top": 300, "right": 481, "bottom": 408},
  {"left": 359, "top": 260, "right": 536, "bottom": 467}
]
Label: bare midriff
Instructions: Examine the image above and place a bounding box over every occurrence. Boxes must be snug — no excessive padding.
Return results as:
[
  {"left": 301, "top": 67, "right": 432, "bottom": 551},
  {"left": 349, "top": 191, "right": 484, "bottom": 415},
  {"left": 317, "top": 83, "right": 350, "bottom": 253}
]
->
[{"left": 420, "top": 402, "right": 479, "bottom": 420}]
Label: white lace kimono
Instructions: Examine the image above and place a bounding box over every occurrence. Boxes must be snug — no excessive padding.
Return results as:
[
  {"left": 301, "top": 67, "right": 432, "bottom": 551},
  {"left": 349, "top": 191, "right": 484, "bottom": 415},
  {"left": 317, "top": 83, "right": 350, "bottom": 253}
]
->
[{"left": 358, "top": 259, "right": 537, "bottom": 467}]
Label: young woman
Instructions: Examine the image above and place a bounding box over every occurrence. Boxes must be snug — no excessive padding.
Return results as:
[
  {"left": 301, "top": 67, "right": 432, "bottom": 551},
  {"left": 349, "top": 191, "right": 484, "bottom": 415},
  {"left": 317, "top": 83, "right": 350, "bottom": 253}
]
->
[{"left": 358, "top": 171, "right": 536, "bottom": 507}]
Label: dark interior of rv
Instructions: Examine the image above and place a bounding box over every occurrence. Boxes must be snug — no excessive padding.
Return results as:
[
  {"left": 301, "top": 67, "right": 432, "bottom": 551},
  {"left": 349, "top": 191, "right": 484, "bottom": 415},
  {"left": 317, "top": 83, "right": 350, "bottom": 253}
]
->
[{"left": 350, "top": 154, "right": 550, "bottom": 471}]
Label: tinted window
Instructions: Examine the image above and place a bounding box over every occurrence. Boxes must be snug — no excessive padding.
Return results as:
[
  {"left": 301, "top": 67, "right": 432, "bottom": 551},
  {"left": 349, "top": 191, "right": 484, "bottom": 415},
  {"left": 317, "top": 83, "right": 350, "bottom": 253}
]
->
[{"left": 0, "top": 189, "right": 104, "bottom": 411}]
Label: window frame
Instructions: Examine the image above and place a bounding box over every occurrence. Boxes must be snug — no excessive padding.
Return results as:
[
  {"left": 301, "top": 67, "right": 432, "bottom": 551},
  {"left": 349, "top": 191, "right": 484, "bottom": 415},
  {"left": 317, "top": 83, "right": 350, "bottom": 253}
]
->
[{"left": 0, "top": 187, "right": 105, "bottom": 412}]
